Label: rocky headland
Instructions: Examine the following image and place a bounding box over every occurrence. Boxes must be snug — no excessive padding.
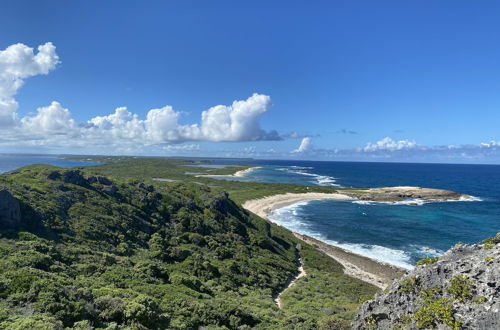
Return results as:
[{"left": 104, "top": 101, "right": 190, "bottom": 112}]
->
[
  {"left": 353, "top": 233, "right": 500, "bottom": 329},
  {"left": 340, "top": 186, "right": 471, "bottom": 202}
]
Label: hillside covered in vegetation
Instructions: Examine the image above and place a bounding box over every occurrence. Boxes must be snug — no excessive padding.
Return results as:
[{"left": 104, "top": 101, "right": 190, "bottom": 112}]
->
[{"left": 0, "top": 163, "right": 377, "bottom": 329}]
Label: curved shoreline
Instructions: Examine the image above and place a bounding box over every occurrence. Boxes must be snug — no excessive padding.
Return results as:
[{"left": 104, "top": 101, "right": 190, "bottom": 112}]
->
[
  {"left": 242, "top": 192, "right": 407, "bottom": 289},
  {"left": 196, "top": 166, "right": 262, "bottom": 178},
  {"left": 242, "top": 192, "right": 352, "bottom": 219}
]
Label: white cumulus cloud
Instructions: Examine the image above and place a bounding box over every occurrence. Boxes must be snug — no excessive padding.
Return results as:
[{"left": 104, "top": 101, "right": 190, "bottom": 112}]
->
[
  {"left": 0, "top": 42, "right": 281, "bottom": 150},
  {"left": 197, "top": 93, "right": 277, "bottom": 141},
  {"left": 292, "top": 137, "right": 312, "bottom": 153},
  {"left": 21, "top": 101, "right": 77, "bottom": 134},
  {"left": 480, "top": 140, "right": 500, "bottom": 148},
  {"left": 79, "top": 93, "right": 277, "bottom": 146},
  {"left": 363, "top": 137, "right": 417, "bottom": 152},
  {"left": 0, "top": 42, "right": 59, "bottom": 126}
]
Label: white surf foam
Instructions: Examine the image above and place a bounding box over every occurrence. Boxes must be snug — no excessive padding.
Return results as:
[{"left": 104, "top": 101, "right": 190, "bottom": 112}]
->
[
  {"left": 279, "top": 166, "right": 341, "bottom": 187},
  {"left": 268, "top": 201, "right": 415, "bottom": 269},
  {"left": 458, "top": 195, "right": 483, "bottom": 202},
  {"left": 289, "top": 166, "right": 314, "bottom": 170},
  {"left": 351, "top": 195, "right": 482, "bottom": 206},
  {"left": 411, "top": 245, "right": 443, "bottom": 258}
]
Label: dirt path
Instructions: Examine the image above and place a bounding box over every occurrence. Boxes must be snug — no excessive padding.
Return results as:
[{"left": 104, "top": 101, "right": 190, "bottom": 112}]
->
[{"left": 274, "top": 258, "right": 306, "bottom": 309}]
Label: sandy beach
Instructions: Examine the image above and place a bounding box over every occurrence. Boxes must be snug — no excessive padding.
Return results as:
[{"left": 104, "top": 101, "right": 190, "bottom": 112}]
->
[
  {"left": 233, "top": 166, "right": 262, "bottom": 177},
  {"left": 196, "top": 166, "right": 262, "bottom": 178},
  {"left": 242, "top": 192, "right": 352, "bottom": 219},
  {"left": 242, "top": 192, "right": 406, "bottom": 289}
]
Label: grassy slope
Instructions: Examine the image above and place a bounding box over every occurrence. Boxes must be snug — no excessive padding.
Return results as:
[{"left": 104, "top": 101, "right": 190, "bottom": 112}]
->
[{"left": 0, "top": 158, "right": 378, "bottom": 329}]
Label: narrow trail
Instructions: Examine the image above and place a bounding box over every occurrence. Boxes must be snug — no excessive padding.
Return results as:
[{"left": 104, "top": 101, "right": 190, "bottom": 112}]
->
[{"left": 274, "top": 258, "right": 306, "bottom": 309}]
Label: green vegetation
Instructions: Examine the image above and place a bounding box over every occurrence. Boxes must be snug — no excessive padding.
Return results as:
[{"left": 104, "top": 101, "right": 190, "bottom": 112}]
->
[
  {"left": 393, "top": 286, "right": 462, "bottom": 329},
  {"left": 482, "top": 234, "right": 500, "bottom": 245},
  {"left": 416, "top": 256, "right": 439, "bottom": 266},
  {"left": 0, "top": 161, "right": 379, "bottom": 329},
  {"left": 397, "top": 276, "right": 418, "bottom": 294},
  {"left": 473, "top": 296, "right": 487, "bottom": 304},
  {"left": 392, "top": 274, "right": 486, "bottom": 329},
  {"left": 363, "top": 315, "right": 377, "bottom": 327},
  {"left": 414, "top": 297, "right": 460, "bottom": 330},
  {"left": 71, "top": 157, "right": 336, "bottom": 204},
  {"left": 447, "top": 275, "right": 473, "bottom": 302},
  {"left": 483, "top": 234, "right": 500, "bottom": 250},
  {"left": 279, "top": 245, "right": 377, "bottom": 329},
  {"left": 392, "top": 315, "right": 412, "bottom": 330}
]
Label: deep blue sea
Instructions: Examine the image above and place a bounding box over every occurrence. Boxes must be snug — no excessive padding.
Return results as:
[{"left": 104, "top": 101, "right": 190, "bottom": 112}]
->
[
  {"left": 0, "top": 154, "right": 100, "bottom": 174},
  {"left": 211, "top": 160, "right": 500, "bottom": 269}
]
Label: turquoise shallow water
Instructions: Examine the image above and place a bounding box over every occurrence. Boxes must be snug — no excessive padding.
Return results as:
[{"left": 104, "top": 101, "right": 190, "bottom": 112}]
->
[{"left": 211, "top": 160, "right": 500, "bottom": 269}]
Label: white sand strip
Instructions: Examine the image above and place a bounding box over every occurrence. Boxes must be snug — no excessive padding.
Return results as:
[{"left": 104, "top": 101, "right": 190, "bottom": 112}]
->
[{"left": 242, "top": 192, "right": 352, "bottom": 219}]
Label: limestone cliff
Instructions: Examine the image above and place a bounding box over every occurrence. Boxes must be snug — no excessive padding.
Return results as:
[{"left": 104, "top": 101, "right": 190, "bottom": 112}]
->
[{"left": 353, "top": 234, "right": 500, "bottom": 329}]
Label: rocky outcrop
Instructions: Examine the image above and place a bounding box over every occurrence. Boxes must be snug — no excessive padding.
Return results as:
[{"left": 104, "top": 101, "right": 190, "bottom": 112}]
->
[
  {"left": 342, "top": 186, "right": 468, "bottom": 202},
  {"left": 0, "top": 189, "right": 21, "bottom": 226},
  {"left": 87, "top": 176, "right": 97, "bottom": 184},
  {"left": 353, "top": 234, "right": 500, "bottom": 329},
  {"left": 137, "top": 182, "right": 155, "bottom": 192},
  {"left": 103, "top": 185, "right": 118, "bottom": 196},
  {"left": 62, "top": 170, "right": 88, "bottom": 186},
  {"left": 209, "top": 192, "right": 230, "bottom": 213},
  {"left": 46, "top": 171, "right": 61, "bottom": 180},
  {"left": 50, "top": 172, "right": 115, "bottom": 190},
  {"left": 97, "top": 176, "right": 113, "bottom": 185}
]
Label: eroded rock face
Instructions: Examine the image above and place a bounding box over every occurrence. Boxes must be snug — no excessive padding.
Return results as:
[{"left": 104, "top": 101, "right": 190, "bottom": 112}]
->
[
  {"left": 209, "top": 192, "right": 230, "bottom": 213},
  {"left": 353, "top": 234, "right": 500, "bottom": 329},
  {"left": 97, "top": 176, "right": 113, "bottom": 185},
  {"left": 103, "top": 185, "right": 118, "bottom": 196},
  {"left": 62, "top": 170, "right": 88, "bottom": 186},
  {"left": 87, "top": 176, "right": 97, "bottom": 184},
  {"left": 137, "top": 182, "right": 155, "bottom": 192},
  {"left": 46, "top": 171, "right": 61, "bottom": 180},
  {"left": 0, "top": 190, "right": 21, "bottom": 226}
]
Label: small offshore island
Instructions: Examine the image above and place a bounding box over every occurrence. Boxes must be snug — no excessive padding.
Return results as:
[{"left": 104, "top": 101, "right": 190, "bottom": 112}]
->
[{"left": 0, "top": 157, "right": 498, "bottom": 329}]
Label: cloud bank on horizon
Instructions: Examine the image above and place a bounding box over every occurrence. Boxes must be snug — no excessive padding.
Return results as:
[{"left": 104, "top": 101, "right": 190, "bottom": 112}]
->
[
  {"left": 1, "top": 42, "right": 500, "bottom": 163},
  {"left": 288, "top": 136, "right": 500, "bottom": 163}
]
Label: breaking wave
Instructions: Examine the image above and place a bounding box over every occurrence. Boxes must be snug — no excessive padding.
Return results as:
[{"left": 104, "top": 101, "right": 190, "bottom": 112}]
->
[
  {"left": 268, "top": 201, "right": 418, "bottom": 269},
  {"left": 277, "top": 166, "right": 341, "bottom": 187},
  {"left": 351, "top": 195, "right": 483, "bottom": 206}
]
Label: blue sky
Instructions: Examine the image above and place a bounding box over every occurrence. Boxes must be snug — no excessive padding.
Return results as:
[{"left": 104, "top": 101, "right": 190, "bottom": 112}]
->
[{"left": 1, "top": 1, "right": 500, "bottom": 162}]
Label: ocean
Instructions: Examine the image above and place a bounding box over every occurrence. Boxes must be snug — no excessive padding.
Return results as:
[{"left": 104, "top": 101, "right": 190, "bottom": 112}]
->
[
  {"left": 0, "top": 154, "right": 100, "bottom": 174},
  {"left": 214, "top": 160, "right": 500, "bottom": 269}
]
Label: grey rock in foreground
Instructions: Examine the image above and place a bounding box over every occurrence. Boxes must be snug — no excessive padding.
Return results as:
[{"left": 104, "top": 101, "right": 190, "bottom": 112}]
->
[
  {"left": 0, "top": 189, "right": 21, "bottom": 226},
  {"left": 353, "top": 234, "right": 500, "bottom": 329}
]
